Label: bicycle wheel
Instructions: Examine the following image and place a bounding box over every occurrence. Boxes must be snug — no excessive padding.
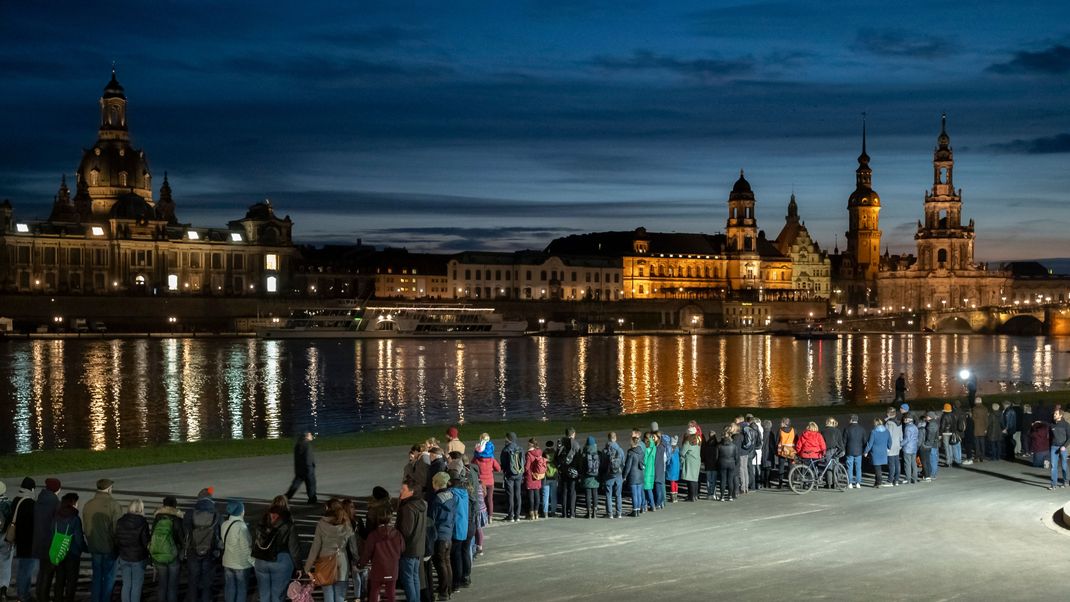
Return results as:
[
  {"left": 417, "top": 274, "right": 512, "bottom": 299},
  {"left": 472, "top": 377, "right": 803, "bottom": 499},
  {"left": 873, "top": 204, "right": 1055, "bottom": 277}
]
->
[
  {"left": 788, "top": 464, "right": 815, "bottom": 494},
  {"left": 831, "top": 461, "right": 849, "bottom": 491}
]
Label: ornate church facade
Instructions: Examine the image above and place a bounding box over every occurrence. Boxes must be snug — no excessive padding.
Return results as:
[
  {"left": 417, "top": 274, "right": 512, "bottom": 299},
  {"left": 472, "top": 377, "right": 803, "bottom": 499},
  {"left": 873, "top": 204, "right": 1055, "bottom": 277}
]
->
[{"left": 0, "top": 71, "right": 296, "bottom": 296}]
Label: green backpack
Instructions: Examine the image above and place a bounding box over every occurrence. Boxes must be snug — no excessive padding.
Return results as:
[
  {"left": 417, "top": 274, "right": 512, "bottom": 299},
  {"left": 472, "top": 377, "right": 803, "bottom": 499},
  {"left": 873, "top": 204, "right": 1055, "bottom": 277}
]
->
[
  {"left": 48, "top": 525, "right": 72, "bottom": 566},
  {"left": 545, "top": 451, "right": 558, "bottom": 479},
  {"left": 149, "top": 517, "right": 178, "bottom": 564}
]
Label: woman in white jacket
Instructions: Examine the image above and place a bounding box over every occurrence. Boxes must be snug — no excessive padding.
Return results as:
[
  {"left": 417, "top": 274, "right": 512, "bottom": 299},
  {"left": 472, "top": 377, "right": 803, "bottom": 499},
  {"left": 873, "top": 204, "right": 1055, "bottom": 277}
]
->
[{"left": 221, "top": 500, "right": 253, "bottom": 602}]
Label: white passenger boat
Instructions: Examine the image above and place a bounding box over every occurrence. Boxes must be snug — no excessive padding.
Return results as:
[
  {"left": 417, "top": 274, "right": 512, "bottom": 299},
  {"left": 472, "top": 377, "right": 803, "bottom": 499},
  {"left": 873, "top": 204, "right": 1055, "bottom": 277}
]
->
[{"left": 257, "top": 303, "right": 528, "bottom": 339}]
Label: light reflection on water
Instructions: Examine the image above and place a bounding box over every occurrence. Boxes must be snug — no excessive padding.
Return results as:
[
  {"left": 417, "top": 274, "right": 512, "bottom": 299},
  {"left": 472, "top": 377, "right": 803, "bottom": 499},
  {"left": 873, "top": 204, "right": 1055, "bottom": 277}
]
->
[{"left": 1, "top": 334, "right": 1069, "bottom": 453}]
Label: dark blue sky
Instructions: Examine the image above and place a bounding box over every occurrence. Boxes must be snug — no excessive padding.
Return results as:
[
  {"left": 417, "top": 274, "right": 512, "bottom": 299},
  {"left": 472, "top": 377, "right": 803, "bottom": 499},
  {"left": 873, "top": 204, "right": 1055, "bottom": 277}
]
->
[{"left": 3, "top": 1, "right": 1070, "bottom": 259}]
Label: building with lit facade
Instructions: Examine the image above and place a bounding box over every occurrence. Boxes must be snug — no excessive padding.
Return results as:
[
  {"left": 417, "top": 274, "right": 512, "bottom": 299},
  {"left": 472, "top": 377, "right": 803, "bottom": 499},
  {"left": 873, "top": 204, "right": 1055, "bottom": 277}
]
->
[
  {"left": 773, "top": 193, "right": 831, "bottom": 299},
  {"left": 0, "top": 71, "right": 295, "bottom": 296},
  {"left": 448, "top": 251, "right": 622, "bottom": 301}
]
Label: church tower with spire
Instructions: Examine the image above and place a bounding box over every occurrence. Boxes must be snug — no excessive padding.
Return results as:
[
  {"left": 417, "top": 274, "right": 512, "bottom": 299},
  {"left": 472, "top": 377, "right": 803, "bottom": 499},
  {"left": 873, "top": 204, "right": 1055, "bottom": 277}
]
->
[
  {"left": 915, "top": 114, "right": 974, "bottom": 271},
  {"left": 843, "top": 115, "right": 882, "bottom": 301}
]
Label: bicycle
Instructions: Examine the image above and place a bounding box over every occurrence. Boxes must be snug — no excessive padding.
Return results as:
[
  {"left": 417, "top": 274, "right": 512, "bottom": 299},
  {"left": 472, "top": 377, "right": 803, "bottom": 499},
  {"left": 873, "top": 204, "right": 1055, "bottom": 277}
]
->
[{"left": 788, "top": 455, "right": 849, "bottom": 494}]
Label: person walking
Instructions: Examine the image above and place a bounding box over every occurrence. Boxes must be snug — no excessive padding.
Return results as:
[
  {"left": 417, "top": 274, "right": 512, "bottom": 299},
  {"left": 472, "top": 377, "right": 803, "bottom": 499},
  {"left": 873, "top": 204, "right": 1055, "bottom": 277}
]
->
[
  {"left": 716, "top": 427, "right": 741, "bottom": 501},
  {"left": 50, "top": 493, "right": 86, "bottom": 602},
  {"left": 305, "top": 499, "right": 358, "bottom": 602},
  {"left": 221, "top": 501, "right": 253, "bottom": 602},
  {"left": 884, "top": 408, "right": 903, "bottom": 486},
  {"left": 358, "top": 513, "right": 404, "bottom": 602},
  {"left": 471, "top": 436, "right": 499, "bottom": 522},
  {"left": 895, "top": 372, "right": 907, "bottom": 403},
  {"left": 84, "top": 478, "right": 123, "bottom": 602},
  {"left": 775, "top": 418, "right": 796, "bottom": 489},
  {"left": 523, "top": 438, "right": 546, "bottom": 521},
  {"left": 115, "top": 499, "right": 150, "bottom": 602},
  {"left": 499, "top": 432, "right": 524, "bottom": 523},
  {"left": 844, "top": 416, "right": 868, "bottom": 489},
  {"left": 10, "top": 477, "right": 36, "bottom": 602},
  {"left": 901, "top": 415, "right": 920, "bottom": 484},
  {"left": 623, "top": 436, "right": 645, "bottom": 516},
  {"left": 285, "top": 432, "right": 318, "bottom": 505},
  {"left": 580, "top": 436, "right": 601, "bottom": 518},
  {"left": 1049, "top": 410, "right": 1070, "bottom": 490},
  {"left": 972, "top": 397, "right": 988, "bottom": 462},
  {"left": 33, "top": 478, "right": 61, "bottom": 602},
  {"left": 426, "top": 472, "right": 457, "bottom": 601},
  {"left": 602, "top": 433, "right": 624, "bottom": 518},
  {"left": 864, "top": 419, "right": 892, "bottom": 487},
  {"left": 149, "top": 497, "right": 184, "bottom": 602},
  {"left": 183, "top": 488, "right": 221, "bottom": 602},
  {"left": 679, "top": 433, "right": 701, "bottom": 501},
  {"left": 394, "top": 478, "right": 427, "bottom": 602},
  {"left": 557, "top": 428, "right": 583, "bottom": 519}
]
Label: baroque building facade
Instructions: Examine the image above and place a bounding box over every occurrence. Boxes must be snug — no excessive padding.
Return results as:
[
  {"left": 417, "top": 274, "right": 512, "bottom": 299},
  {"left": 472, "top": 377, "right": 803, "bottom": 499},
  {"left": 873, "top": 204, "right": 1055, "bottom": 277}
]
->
[
  {"left": 0, "top": 71, "right": 295, "bottom": 296},
  {"left": 774, "top": 193, "right": 831, "bottom": 299}
]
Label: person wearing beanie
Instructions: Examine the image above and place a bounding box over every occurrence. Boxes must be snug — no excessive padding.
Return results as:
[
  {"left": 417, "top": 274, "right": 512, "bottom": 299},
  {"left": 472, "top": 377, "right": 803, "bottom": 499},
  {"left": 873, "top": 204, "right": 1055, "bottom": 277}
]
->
[
  {"left": 184, "top": 487, "right": 222, "bottom": 602},
  {"left": 445, "top": 426, "right": 465, "bottom": 456},
  {"left": 84, "top": 478, "right": 123, "bottom": 602},
  {"left": 285, "top": 431, "right": 318, "bottom": 506},
  {"left": 221, "top": 500, "right": 252, "bottom": 602},
  {"left": 33, "top": 477, "right": 62, "bottom": 601},
  {"left": 580, "top": 436, "right": 601, "bottom": 519},
  {"left": 427, "top": 472, "right": 458, "bottom": 600},
  {"left": 11, "top": 477, "right": 36, "bottom": 602},
  {"left": 500, "top": 432, "right": 524, "bottom": 522},
  {"left": 650, "top": 421, "right": 659, "bottom": 434},
  {"left": 116, "top": 499, "right": 150, "bottom": 602},
  {"left": 51, "top": 492, "right": 86, "bottom": 602},
  {"left": 152, "top": 497, "right": 185, "bottom": 602}
]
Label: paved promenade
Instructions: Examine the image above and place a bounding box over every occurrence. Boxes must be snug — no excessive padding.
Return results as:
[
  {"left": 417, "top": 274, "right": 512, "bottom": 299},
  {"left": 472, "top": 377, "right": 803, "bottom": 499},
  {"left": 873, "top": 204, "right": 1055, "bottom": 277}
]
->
[{"left": 7, "top": 427, "right": 1070, "bottom": 601}]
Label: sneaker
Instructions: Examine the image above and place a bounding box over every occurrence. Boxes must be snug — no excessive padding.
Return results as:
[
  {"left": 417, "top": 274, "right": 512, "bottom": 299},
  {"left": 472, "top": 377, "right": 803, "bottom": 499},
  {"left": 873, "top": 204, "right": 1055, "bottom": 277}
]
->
[
  {"left": 924, "top": 477, "right": 932, "bottom": 482},
  {"left": 1044, "top": 460, "right": 1051, "bottom": 469},
  {"left": 962, "top": 459, "right": 973, "bottom": 465}
]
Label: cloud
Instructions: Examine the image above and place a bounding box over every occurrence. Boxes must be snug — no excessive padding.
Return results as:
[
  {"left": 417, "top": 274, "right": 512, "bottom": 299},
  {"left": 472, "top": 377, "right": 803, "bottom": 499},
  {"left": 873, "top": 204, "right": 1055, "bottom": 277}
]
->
[
  {"left": 311, "top": 26, "right": 426, "bottom": 49},
  {"left": 987, "top": 44, "right": 1070, "bottom": 75},
  {"left": 354, "top": 226, "right": 585, "bottom": 252},
  {"left": 851, "top": 28, "right": 956, "bottom": 59},
  {"left": 223, "top": 53, "right": 453, "bottom": 84},
  {"left": 989, "top": 133, "right": 1070, "bottom": 154},
  {"left": 589, "top": 49, "right": 754, "bottom": 81}
]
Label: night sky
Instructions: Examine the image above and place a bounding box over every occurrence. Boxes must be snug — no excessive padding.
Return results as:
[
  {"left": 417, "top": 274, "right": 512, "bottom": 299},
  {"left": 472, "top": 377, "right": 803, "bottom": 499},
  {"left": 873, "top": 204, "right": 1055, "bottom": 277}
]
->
[{"left": 3, "top": 1, "right": 1069, "bottom": 260}]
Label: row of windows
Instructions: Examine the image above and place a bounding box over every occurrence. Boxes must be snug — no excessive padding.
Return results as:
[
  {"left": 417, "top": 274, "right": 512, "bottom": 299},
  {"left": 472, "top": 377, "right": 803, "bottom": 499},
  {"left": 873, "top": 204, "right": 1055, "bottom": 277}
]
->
[
  {"left": 456, "top": 268, "right": 620, "bottom": 284},
  {"left": 638, "top": 264, "right": 720, "bottom": 278},
  {"left": 9, "top": 246, "right": 277, "bottom": 271},
  {"left": 458, "top": 286, "right": 621, "bottom": 300}
]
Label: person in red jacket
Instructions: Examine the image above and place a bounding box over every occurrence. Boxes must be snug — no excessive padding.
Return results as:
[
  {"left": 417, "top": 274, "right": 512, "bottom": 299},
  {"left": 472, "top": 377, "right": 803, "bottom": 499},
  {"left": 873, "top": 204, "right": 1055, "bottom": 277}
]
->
[
  {"left": 523, "top": 439, "right": 546, "bottom": 521},
  {"left": 795, "top": 422, "right": 827, "bottom": 460},
  {"left": 358, "top": 514, "right": 404, "bottom": 602},
  {"left": 471, "top": 435, "right": 501, "bottom": 521}
]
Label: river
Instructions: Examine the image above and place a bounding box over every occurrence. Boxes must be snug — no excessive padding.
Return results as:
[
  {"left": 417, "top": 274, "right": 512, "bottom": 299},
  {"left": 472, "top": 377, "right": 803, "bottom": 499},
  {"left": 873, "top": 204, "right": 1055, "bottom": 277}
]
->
[{"left": 0, "top": 334, "right": 1067, "bottom": 453}]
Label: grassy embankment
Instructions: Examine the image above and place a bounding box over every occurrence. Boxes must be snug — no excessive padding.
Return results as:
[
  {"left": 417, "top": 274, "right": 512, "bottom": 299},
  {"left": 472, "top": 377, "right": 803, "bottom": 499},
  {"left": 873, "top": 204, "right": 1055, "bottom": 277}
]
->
[{"left": 3, "top": 390, "right": 1067, "bottom": 477}]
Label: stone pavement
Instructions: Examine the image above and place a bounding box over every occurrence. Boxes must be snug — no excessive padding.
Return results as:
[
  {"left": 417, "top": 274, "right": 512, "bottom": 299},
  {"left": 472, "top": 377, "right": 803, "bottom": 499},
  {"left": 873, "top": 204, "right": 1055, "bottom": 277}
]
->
[{"left": 6, "top": 428, "right": 1070, "bottom": 601}]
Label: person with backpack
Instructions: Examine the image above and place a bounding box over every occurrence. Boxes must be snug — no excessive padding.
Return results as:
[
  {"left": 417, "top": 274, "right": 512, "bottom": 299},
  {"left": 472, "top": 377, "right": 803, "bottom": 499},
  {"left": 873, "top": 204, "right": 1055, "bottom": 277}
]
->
[
  {"left": 10, "top": 477, "right": 36, "bottom": 602},
  {"left": 471, "top": 436, "right": 500, "bottom": 523},
  {"left": 84, "top": 478, "right": 123, "bottom": 602},
  {"left": 116, "top": 499, "right": 150, "bottom": 602},
  {"left": 33, "top": 478, "right": 61, "bottom": 602},
  {"left": 623, "top": 436, "right": 645, "bottom": 516},
  {"left": 221, "top": 501, "right": 253, "bottom": 602},
  {"left": 305, "top": 499, "right": 359, "bottom": 602},
  {"left": 580, "top": 436, "right": 601, "bottom": 519},
  {"left": 358, "top": 512, "right": 403, "bottom": 602},
  {"left": 285, "top": 432, "right": 318, "bottom": 505},
  {"left": 665, "top": 435, "right": 681, "bottom": 504},
  {"left": 394, "top": 478, "right": 426, "bottom": 602},
  {"left": 747, "top": 417, "right": 764, "bottom": 490},
  {"left": 680, "top": 433, "right": 702, "bottom": 501},
  {"left": 150, "top": 497, "right": 184, "bottom": 602},
  {"left": 557, "top": 427, "right": 583, "bottom": 519},
  {"left": 523, "top": 438, "right": 545, "bottom": 521},
  {"left": 541, "top": 441, "right": 559, "bottom": 519},
  {"left": 251, "top": 496, "right": 300, "bottom": 602},
  {"left": 50, "top": 493, "right": 85, "bottom": 602},
  {"left": 499, "top": 432, "right": 524, "bottom": 523},
  {"left": 602, "top": 433, "right": 624, "bottom": 518},
  {"left": 183, "top": 488, "right": 221, "bottom": 602},
  {"left": 844, "top": 416, "right": 868, "bottom": 489}
]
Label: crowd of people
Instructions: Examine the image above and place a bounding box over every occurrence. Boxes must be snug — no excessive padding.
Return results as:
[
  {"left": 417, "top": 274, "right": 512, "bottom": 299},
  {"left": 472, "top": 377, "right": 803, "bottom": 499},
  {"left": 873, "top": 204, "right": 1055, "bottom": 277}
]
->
[{"left": 1, "top": 396, "right": 1066, "bottom": 602}]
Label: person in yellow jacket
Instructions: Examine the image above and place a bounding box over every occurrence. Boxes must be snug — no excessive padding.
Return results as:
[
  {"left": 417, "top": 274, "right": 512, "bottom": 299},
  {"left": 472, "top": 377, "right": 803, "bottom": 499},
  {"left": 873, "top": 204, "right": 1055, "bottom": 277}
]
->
[{"left": 775, "top": 418, "right": 796, "bottom": 489}]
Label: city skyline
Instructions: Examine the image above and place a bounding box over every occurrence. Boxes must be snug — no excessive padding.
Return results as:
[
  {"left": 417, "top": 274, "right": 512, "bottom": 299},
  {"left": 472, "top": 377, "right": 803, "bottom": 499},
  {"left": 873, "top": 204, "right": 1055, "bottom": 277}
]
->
[{"left": 2, "top": 1, "right": 1069, "bottom": 259}]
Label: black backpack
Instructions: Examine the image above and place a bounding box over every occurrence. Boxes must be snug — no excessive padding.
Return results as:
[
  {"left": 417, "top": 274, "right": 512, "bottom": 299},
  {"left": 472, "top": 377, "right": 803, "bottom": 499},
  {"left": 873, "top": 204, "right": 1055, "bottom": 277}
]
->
[
  {"left": 607, "top": 447, "right": 624, "bottom": 475},
  {"left": 742, "top": 425, "right": 758, "bottom": 452},
  {"left": 585, "top": 451, "right": 600, "bottom": 479}
]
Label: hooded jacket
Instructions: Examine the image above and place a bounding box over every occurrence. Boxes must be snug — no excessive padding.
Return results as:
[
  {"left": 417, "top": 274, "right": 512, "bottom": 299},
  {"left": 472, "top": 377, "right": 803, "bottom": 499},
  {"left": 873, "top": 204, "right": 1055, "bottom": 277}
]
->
[
  {"left": 884, "top": 417, "right": 903, "bottom": 455},
  {"left": 795, "top": 430, "right": 827, "bottom": 460},
  {"left": 116, "top": 512, "right": 150, "bottom": 562},
  {"left": 500, "top": 433, "right": 524, "bottom": 480},
  {"left": 679, "top": 438, "right": 701, "bottom": 482},
  {"left": 602, "top": 441, "right": 625, "bottom": 479},
  {"left": 448, "top": 485, "right": 469, "bottom": 541},
  {"left": 524, "top": 448, "right": 545, "bottom": 490},
  {"left": 358, "top": 524, "right": 404, "bottom": 583},
  {"left": 473, "top": 438, "right": 495, "bottom": 460},
  {"left": 557, "top": 435, "right": 583, "bottom": 479},
  {"left": 642, "top": 439, "right": 657, "bottom": 489},
  {"left": 251, "top": 508, "right": 299, "bottom": 563},
  {"left": 427, "top": 488, "right": 458, "bottom": 546},
  {"left": 183, "top": 496, "right": 221, "bottom": 559},
  {"left": 581, "top": 438, "right": 601, "bottom": 489},
  {"left": 83, "top": 490, "right": 123, "bottom": 555},
  {"left": 32, "top": 488, "right": 60, "bottom": 560},
  {"left": 152, "top": 506, "right": 186, "bottom": 563},
  {"left": 864, "top": 425, "right": 892, "bottom": 466},
  {"left": 304, "top": 519, "right": 357, "bottom": 582},
  {"left": 473, "top": 455, "right": 501, "bottom": 487},
  {"left": 901, "top": 422, "right": 920, "bottom": 454},
  {"left": 666, "top": 442, "right": 681, "bottom": 482},
  {"left": 52, "top": 504, "right": 87, "bottom": 561},
  {"left": 623, "top": 444, "right": 645, "bottom": 486},
  {"left": 221, "top": 514, "right": 253, "bottom": 569},
  {"left": 395, "top": 495, "right": 427, "bottom": 558}
]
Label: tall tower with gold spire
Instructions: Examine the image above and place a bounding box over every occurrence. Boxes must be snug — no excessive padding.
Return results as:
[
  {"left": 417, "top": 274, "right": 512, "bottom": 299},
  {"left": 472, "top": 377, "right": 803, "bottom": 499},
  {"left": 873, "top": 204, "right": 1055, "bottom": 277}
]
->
[{"left": 844, "top": 115, "right": 882, "bottom": 297}]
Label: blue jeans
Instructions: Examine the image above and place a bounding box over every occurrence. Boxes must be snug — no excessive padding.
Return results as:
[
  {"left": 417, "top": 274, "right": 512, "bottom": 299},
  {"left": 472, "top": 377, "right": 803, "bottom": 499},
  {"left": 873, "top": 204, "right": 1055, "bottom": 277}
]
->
[
  {"left": 629, "top": 484, "right": 643, "bottom": 513},
  {"left": 930, "top": 448, "right": 940, "bottom": 477},
  {"left": 643, "top": 488, "right": 655, "bottom": 511},
  {"left": 887, "top": 452, "right": 901, "bottom": 483},
  {"left": 186, "top": 555, "right": 215, "bottom": 602},
  {"left": 704, "top": 469, "right": 718, "bottom": 497},
  {"left": 92, "top": 553, "right": 119, "bottom": 602},
  {"left": 399, "top": 555, "right": 421, "bottom": 602},
  {"left": 1051, "top": 446, "right": 1068, "bottom": 487},
  {"left": 604, "top": 476, "right": 623, "bottom": 516},
  {"left": 15, "top": 557, "right": 37, "bottom": 602},
  {"left": 254, "top": 553, "right": 293, "bottom": 602},
  {"left": 223, "top": 567, "right": 249, "bottom": 602},
  {"left": 321, "top": 581, "right": 346, "bottom": 602},
  {"left": 156, "top": 561, "right": 180, "bottom": 602},
  {"left": 846, "top": 455, "right": 862, "bottom": 485},
  {"left": 119, "top": 559, "right": 146, "bottom": 602},
  {"left": 951, "top": 442, "right": 962, "bottom": 465},
  {"left": 653, "top": 482, "right": 666, "bottom": 508}
]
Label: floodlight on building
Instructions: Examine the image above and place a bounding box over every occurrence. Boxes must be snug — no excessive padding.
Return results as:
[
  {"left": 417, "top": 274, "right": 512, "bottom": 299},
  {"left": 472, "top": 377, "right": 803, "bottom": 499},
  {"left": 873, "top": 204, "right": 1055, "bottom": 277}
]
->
[
  {"left": 91, "top": 226, "right": 105, "bottom": 236},
  {"left": 230, "top": 232, "right": 243, "bottom": 242},
  {"left": 187, "top": 231, "right": 200, "bottom": 240},
  {"left": 15, "top": 223, "right": 29, "bottom": 233}
]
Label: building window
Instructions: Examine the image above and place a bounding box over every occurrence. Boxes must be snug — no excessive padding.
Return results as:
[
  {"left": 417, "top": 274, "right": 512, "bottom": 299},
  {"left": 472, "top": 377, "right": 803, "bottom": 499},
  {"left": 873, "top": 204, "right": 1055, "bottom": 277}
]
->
[
  {"left": 465, "top": 269, "right": 471, "bottom": 280},
  {"left": 212, "top": 253, "right": 223, "bottom": 270},
  {"left": 266, "top": 276, "right": 278, "bottom": 293},
  {"left": 232, "top": 253, "right": 244, "bottom": 270},
  {"left": 89, "top": 170, "right": 99, "bottom": 186},
  {"left": 541, "top": 270, "right": 547, "bottom": 281},
  {"left": 265, "top": 254, "right": 278, "bottom": 270},
  {"left": 168, "top": 274, "right": 179, "bottom": 291},
  {"left": 495, "top": 270, "right": 501, "bottom": 280},
  {"left": 44, "top": 247, "right": 57, "bottom": 265},
  {"left": 526, "top": 270, "right": 532, "bottom": 280},
  {"left": 119, "top": 172, "right": 128, "bottom": 187},
  {"left": 189, "top": 252, "right": 201, "bottom": 269},
  {"left": 69, "top": 248, "right": 81, "bottom": 265}
]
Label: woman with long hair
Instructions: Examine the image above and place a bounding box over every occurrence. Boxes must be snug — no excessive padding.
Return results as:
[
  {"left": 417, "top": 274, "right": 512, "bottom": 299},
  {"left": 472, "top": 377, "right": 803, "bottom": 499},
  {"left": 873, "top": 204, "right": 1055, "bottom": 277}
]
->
[{"left": 304, "top": 499, "right": 359, "bottom": 602}]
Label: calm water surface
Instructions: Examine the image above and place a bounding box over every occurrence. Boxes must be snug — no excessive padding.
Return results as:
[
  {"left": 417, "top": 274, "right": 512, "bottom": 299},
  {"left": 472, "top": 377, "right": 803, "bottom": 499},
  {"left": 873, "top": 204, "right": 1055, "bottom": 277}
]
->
[{"left": 1, "top": 334, "right": 1068, "bottom": 453}]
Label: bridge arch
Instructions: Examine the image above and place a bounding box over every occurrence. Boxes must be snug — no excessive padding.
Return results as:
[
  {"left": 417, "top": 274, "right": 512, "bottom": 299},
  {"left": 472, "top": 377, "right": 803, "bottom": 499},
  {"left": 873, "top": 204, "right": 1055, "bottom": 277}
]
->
[
  {"left": 997, "top": 314, "right": 1045, "bottom": 336},
  {"left": 935, "top": 316, "right": 974, "bottom": 333}
]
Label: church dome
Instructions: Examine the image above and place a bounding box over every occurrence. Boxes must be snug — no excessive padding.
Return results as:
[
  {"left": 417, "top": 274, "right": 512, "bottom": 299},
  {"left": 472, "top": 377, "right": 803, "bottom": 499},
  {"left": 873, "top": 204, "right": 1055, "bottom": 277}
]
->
[
  {"left": 729, "top": 170, "right": 755, "bottom": 201},
  {"left": 848, "top": 186, "right": 880, "bottom": 207},
  {"left": 103, "top": 70, "right": 125, "bottom": 100},
  {"left": 77, "top": 141, "right": 152, "bottom": 194}
]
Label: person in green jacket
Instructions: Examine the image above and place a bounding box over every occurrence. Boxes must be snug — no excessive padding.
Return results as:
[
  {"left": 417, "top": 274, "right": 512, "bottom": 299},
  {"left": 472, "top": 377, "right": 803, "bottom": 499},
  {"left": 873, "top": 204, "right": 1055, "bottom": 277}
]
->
[
  {"left": 642, "top": 434, "right": 657, "bottom": 512},
  {"left": 679, "top": 434, "right": 702, "bottom": 501}
]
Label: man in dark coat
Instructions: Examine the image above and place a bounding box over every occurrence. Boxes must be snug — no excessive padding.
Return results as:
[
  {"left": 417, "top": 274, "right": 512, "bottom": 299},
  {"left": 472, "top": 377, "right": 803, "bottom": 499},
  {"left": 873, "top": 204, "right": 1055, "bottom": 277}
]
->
[
  {"left": 284, "top": 431, "right": 317, "bottom": 504},
  {"left": 556, "top": 428, "right": 583, "bottom": 518},
  {"left": 11, "top": 477, "right": 37, "bottom": 602},
  {"left": 843, "top": 416, "right": 868, "bottom": 489},
  {"left": 33, "top": 478, "right": 62, "bottom": 601}
]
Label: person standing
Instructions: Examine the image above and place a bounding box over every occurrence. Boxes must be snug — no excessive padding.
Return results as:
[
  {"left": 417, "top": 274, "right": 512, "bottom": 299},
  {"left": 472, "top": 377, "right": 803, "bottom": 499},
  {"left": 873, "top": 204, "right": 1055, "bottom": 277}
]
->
[
  {"left": 446, "top": 475, "right": 469, "bottom": 593},
  {"left": 901, "top": 415, "right": 920, "bottom": 484},
  {"left": 221, "top": 501, "right": 253, "bottom": 602},
  {"left": 445, "top": 426, "right": 465, "bottom": 456},
  {"left": 1001, "top": 401, "right": 1018, "bottom": 460},
  {"left": 1049, "top": 410, "right": 1070, "bottom": 490},
  {"left": 50, "top": 493, "right": 86, "bottom": 602},
  {"left": 601, "top": 433, "right": 624, "bottom": 519},
  {"left": 304, "top": 499, "right": 358, "bottom": 602},
  {"left": 623, "top": 436, "right": 645, "bottom": 516},
  {"left": 580, "top": 436, "right": 601, "bottom": 518},
  {"left": 499, "top": 432, "right": 524, "bottom": 523},
  {"left": 426, "top": 472, "right": 457, "bottom": 601},
  {"left": 642, "top": 433, "right": 657, "bottom": 511},
  {"left": 919, "top": 412, "right": 939, "bottom": 480},
  {"left": 540, "top": 441, "right": 558, "bottom": 519},
  {"left": 775, "top": 418, "right": 796, "bottom": 489},
  {"left": 939, "top": 404, "right": 958, "bottom": 467},
  {"left": 116, "top": 499, "right": 150, "bottom": 602},
  {"left": 894, "top": 372, "right": 907, "bottom": 403},
  {"left": 557, "top": 428, "right": 582, "bottom": 519},
  {"left": 679, "top": 433, "right": 701, "bottom": 501},
  {"left": 701, "top": 432, "right": 720, "bottom": 498},
  {"left": 864, "top": 418, "right": 892, "bottom": 488},
  {"left": 394, "top": 478, "right": 426, "bottom": 602},
  {"left": 84, "top": 478, "right": 123, "bottom": 602},
  {"left": 884, "top": 408, "right": 903, "bottom": 486},
  {"left": 717, "top": 427, "right": 741, "bottom": 502},
  {"left": 653, "top": 434, "right": 668, "bottom": 509},
  {"left": 986, "top": 403, "right": 1003, "bottom": 461},
  {"left": 285, "top": 432, "right": 318, "bottom": 505},
  {"left": 358, "top": 513, "right": 404, "bottom": 602},
  {"left": 184, "top": 488, "right": 221, "bottom": 602},
  {"left": 0, "top": 482, "right": 12, "bottom": 602},
  {"left": 972, "top": 397, "right": 988, "bottom": 462},
  {"left": 33, "top": 478, "right": 61, "bottom": 602},
  {"left": 10, "top": 477, "right": 36, "bottom": 602},
  {"left": 150, "top": 497, "right": 184, "bottom": 602},
  {"left": 251, "top": 496, "right": 300, "bottom": 602},
  {"left": 844, "top": 416, "right": 868, "bottom": 489},
  {"left": 665, "top": 436, "right": 681, "bottom": 503},
  {"left": 471, "top": 436, "right": 499, "bottom": 522},
  {"left": 522, "top": 439, "right": 545, "bottom": 521}
]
